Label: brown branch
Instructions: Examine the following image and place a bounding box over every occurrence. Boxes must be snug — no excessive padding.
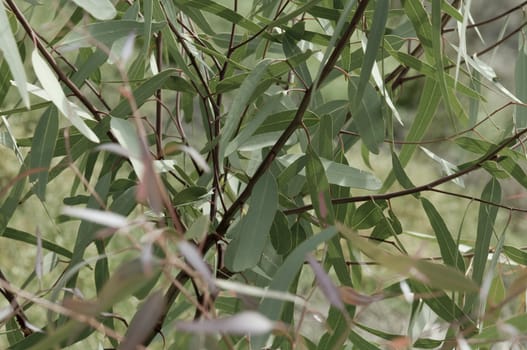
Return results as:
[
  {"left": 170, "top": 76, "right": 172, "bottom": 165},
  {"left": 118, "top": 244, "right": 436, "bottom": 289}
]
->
[
  {"left": 284, "top": 126, "right": 527, "bottom": 215},
  {"left": 0, "top": 269, "right": 33, "bottom": 337},
  {"left": 142, "top": 1, "right": 371, "bottom": 346}
]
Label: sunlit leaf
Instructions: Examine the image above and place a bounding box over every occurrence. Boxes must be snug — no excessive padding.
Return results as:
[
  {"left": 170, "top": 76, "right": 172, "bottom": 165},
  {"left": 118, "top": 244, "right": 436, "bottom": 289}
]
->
[
  {"left": 176, "top": 311, "right": 274, "bottom": 335},
  {"left": 0, "top": 1, "right": 29, "bottom": 108},
  {"left": 70, "top": 0, "right": 116, "bottom": 20},
  {"left": 31, "top": 49, "right": 99, "bottom": 143}
]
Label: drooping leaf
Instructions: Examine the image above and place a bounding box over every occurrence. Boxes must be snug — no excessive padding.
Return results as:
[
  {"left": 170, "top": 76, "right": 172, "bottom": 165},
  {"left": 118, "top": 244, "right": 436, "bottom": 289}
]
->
[
  {"left": 70, "top": 0, "right": 116, "bottom": 20},
  {"left": 278, "top": 154, "right": 381, "bottom": 190},
  {"left": 31, "top": 49, "right": 99, "bottom": 143},
  {"left": 29, "top": 106, "right": 59, "bottom": 200},
  {"left": 58, "top": 20, "right": 166, "bottom": 50},
  {"left": 472, "top": 178, "right": 501, "bottom": 285},
  {"left": 340, "top": 225, "right": 478, "bottom": 292},
  {"left": 306, "top": 146, "right": 335, "bottom": 225},
  {"left": 224, "top": 172, "right": 278, "bottom": 271},
  {"left": 176, "top": 311, "right": 274, "bottom": 335},
  {"left": 0, "top": 1, "right": 29, "bottom": 108},
  {"left": 348, "top": 76, "right": 384, "bottom": 154},
  {"left": 219, "top": 59, "right": 271, "bottom": 165},
  {"left": 421, "top": 198, "right": 465, "bottom": 271}
]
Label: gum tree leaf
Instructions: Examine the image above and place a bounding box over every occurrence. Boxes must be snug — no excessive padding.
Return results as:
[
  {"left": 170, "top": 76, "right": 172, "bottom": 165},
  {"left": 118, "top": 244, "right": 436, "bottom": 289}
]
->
[
  {"left": 421, "top": 198, "right": 465, "bottom": 271},
  {"left": 224, "top": 172, "right": 278, "bottom": 272},
  {"left": 0, "top": 1, "right": 29, "bottom": 108},
  {"left": 472, "top": 178, "right": 501, "bottom": 285},
  {"left": 31, "top": 49, "right": 99, "bottom": 143},
  {"left": 306, "top": 146, "right": 334, "bottom": 225},
  {"left": 70, "top": 0, "right": 116, "bottom": 20},
  {"left": 348, "top": 76, "right": 384, "bottom": 154},
  {"left": 29, "top": 107, "right": 59, "bottom": 201},
  {"left": 59, "top": 20, "right": 166, "bottom": 50}
]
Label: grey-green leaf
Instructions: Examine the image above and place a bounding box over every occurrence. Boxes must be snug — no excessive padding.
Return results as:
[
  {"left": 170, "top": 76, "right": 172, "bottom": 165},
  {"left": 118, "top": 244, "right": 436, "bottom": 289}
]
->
[{"left": 224, "top": 172, "right": 278, "bottom": 272}]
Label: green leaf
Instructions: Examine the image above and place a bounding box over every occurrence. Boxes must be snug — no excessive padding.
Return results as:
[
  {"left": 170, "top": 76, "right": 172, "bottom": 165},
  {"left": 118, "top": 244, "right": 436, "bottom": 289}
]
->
[
  {"left": 340, "top": 225, "right": 478, "bottom": 292},
  {"left": 472, "top": 314, "right": 527, "bottom": 343},
  {"left": 143, "top": 0, "right": 153, "bottom": 58},
  {"left": 31, "top": 49, "right": 99, "bottom": 143},
  {"left": 472, "top": 178, "right": 501, "bottom": 284},
  {"left": 219, "top": 59, "right": 271, "bottom": 165},
  {"left": 71, "top": 0, "right": 116, "bottom": 20},
  {"left": 111, "top": 69, "right": 178, "bottom": 118},
  {"left": 421, "top": 198, "right": 465, "bottom": 272},
  {"left": 59, "top": 20, "right": 166, "bottom": 50},
  {"left": 0, "top": 161, "right": 29, "bottom": 236},
  {"left": 353, "top": 0, "right": 388, "bottom": 110},
  {"left": 455, "top": 136, "right": 495, "bottom": 154},
  {"left": 402, "top": 0, "right": 433, "bottom": 57},
  {"left": 348, "top": 76, "right": 384, "bottom": 154},
  {"left": 351, "top": 200, "right": 387, "bottom": 230},
  {"left": 503, "top": 246, "right": 527, "bottom": 266},
  {"left": 29, "top": 107, "right": 59, "bottom": 200},
  {"left": 253, "top": 226, "right": 338, "bottom": 347},
  {"left": 278, "top": 154, "right": 381, "bottom": 191},
  {"left": 0, "top": 1, "right": 29, "bottom": 108},
  {"left": 179, "top": 0, "right": 261, "bottom": 32},
  {"left": 409, "top": 281, "right": 472, "bottom": 324},
  {"left": 515, "top": 29, "right": 527, "bottom": 129},
  {"left": 224, "top": 172, "right": 278, "bottom": 272},
  {"left": 172, "top": 186, "right": 209, "bottom": 206},
  {"left": 269, "top": 211, "right": 293, "bottom": 255},
  {"left": 66, "top": 173, "right": 112, "bottom": 288},
  {"left": 391, "top": 151, "right": 416, "bottom": 191},
  {"left": 2, "top": 227, "right": 72, "bottom": 258},
  {"left": 498, "top": 156, "right": 527, "bottom": 190},
  {"left": 254, "top": 110, "right": 320, "bottom": 135},
  {"left": 306, "top": 146, "right": 335, "bottom": 225}
]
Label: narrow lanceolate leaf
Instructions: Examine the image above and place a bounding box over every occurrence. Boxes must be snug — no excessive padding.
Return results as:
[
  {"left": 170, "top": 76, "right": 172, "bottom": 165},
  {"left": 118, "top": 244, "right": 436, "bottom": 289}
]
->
[
  {"left": 472, "top": 178, "right": 501, "bottom": 285},
  {"left": 220, "top": 59, "right": 271, "bottom": 165},
  {"left": 391, "top": 151, "right": 416, "bottom": 192},
  {"left": 62, "top": 206, "right": 128, "bottom": 229},
  {"left": 58, "top": 20, "right": 166, "bottom": 50},
  {"left": 431, "top": 0, "right": 467, "bottom": 123},
  {"left": 29, "top": 107, "right": 59, "bottom": 201},
  {"left": 111, "top": 68, "right": 178, "bottom": 118},
  {"left": 339, "top": 225, "right": 478, "bottom": 292},
  {"left": 353, "top": 0, "right": 389, "bottom": 110},
  {"left": 179, "top": 0, "right": 262, "bottom": 32},
  {"left": 402, "top": 0, "right": 433, "bottom": 58},
  {"left": 278, "top": 154, "right": 381, "bottom": 190},
  {"left": 515, "top": 29, "right": 527, "bottom": 129},
  {"left": 472, "top": 314, "right": 527, "bottom": 344},
  {"left": 421, "top": 198, "right": 465, "bottom": 272},
  {"left": 176, "top": 311, "right": 274, "bottom": 335},
  {"left": 306, "top": 146, "right": 335, "bottom": 225},
  {"left": 258, "top": 227, "right": 338, "bottom": 320},
  {"left": 0, "top": 1, "right": 29, "bottom": 108},
  {"left": 503, "top": 246, "right": 527, "bottom": 265},
  {"left": 111, "top": 118, "right": 144, "bottom": 179},
  {"left": 70, "top": 0, "right": 116, "bottom": 20},
  {"left": 224, "top": 172, "right": 278, "bottom": 272},
  {"left": 119, "top": 291, "right": 165, "bottom": 349},
  {"left": 348, "top": 76, "right": 384, "bottom": 154},
  {"left": 499, "top": 156, "right": 527, "bottom": 190},
  {"left": 31, "top": 49, "right": 99, "bottom": 143}
]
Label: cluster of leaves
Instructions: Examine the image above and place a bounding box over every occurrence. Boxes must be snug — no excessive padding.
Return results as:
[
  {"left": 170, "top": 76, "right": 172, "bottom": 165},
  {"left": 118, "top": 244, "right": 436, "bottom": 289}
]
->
[{"left": 1, "top": 0, "right": 527, "bottom": 348}]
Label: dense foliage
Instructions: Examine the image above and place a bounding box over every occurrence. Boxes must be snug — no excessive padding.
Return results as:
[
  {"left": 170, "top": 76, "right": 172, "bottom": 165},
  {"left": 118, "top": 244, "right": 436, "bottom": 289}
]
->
[{"left": 1, "top": 0, "right": 527, "bottom": 348}]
